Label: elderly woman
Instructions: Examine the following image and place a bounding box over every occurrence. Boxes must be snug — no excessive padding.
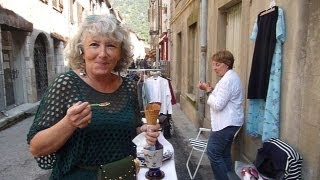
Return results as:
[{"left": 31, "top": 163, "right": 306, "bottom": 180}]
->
[
  {"left": 198, "top": 50, "right": 244, "bottom": 180},
  {"left": 27, "top": 14, "right": 159, "bottom": 180}
]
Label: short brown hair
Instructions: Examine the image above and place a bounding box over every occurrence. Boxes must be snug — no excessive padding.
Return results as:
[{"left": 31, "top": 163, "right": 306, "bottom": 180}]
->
[{"left": 211, "top": 50, "right": 234, "bottom": 69}]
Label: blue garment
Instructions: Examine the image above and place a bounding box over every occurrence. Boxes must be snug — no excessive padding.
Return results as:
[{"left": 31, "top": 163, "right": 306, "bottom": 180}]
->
[
  {"left": 207, "top": 126, "right": 241, "bottom": 180},
  {"left": 246, "top": 7, "right": 286, "bottom": 141}
]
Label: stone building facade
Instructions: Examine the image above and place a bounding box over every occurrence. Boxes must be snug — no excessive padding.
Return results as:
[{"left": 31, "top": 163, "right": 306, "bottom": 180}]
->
[
  {"left": 0, "top": 0, "right": 111, "bottom": 113},
  {"left": 169, "top": 0, "right": 320, "bottom": 179}
]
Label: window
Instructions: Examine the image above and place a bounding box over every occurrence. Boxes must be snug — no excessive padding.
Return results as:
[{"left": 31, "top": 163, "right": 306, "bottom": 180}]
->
[
  {"left": 175, "top": 32, "right": 182, "bottom": 100},
  {"left": 40, "top": 0, "right": 49, "bottom": 4},
  {"left": 187, "top": 22, "right": 198, "bottom": 96},
  {"left": 163, "top": 5, "right": 167, "bottom": 14},
  {"left": 77, "top": 3, "right": 84, "bottom": 25},
  {"left": 226, "top": 3, "right": 242, "bottom": 71},
  {"left": 69, "top": 0, "right": 75, "bottom": 24},
  {"left": 53, "top": 0, "right": 63, "bottom": 12}
]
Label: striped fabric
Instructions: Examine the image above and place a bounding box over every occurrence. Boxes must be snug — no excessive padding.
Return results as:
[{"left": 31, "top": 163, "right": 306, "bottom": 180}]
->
[
  {"left": 189, "top": 138, "right": 208, "bottom": 151},
  {"left": 266, "top": 138, "right": 303, "bottom": 180}
]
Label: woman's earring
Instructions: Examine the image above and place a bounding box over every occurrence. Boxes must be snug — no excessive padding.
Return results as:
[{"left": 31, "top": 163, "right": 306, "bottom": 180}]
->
[
  {"left": 80, "top": 69, "right": 86, "bottom": 76},
  {"left": 79, "top": 48, "right": 83, "bottom": 55}
]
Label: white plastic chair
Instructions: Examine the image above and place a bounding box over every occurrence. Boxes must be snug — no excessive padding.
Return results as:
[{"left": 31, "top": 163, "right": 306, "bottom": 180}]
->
[
  {"left": 186, "top": 127, "right": 211, "bottom": 179},
  {"left": 186, "top": 127, "right": 242, "bottom": 179}
]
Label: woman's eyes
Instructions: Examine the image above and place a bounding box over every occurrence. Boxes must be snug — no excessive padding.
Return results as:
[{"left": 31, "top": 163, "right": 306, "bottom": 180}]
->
[
  {"left": 89, "top": 43, "right": 117, "bottom": 48},
  {"left": 89, "top": 42, "right": 99, "bottom": 47},
  {"left": 106, "top": 44, "right": 116, "bottom": 48}
]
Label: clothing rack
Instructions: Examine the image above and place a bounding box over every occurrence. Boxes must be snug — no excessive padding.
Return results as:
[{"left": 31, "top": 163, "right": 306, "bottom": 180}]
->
[
  {"left": 127, "top": 69, "right": 162, "bottom": 80},
  {"left": 127, "top": 68, "right": 162, "bottom": 72}
]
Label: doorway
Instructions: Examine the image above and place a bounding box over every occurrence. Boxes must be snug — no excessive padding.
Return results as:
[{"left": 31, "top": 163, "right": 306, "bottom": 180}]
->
[
  {"left": 2, "top": 49, "right": 15, "bottom": 106},
  {"left": 34, "top": 35, "right": 48, "bottom": 100},
  {"left": 1, "top": 31, "right": 16, "bottom": 107}
]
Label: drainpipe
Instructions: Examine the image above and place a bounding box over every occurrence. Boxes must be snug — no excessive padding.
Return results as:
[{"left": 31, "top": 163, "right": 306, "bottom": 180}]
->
[
  {"left": 156, "top": 0, "right": 162, "bottom": 68},
  {"left": 198, "top": 0, "right": 208, "bottom": 126}
]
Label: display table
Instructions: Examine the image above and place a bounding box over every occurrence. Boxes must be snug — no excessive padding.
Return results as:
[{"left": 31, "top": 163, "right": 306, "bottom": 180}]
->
[{"left": 135, "top": 133, "right": 177, "bottom": 180}]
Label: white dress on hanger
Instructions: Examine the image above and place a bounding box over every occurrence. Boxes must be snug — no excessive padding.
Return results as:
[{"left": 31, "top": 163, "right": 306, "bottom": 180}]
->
[{"left": 143, "top": 76, "right": 172, "bottom": 114}]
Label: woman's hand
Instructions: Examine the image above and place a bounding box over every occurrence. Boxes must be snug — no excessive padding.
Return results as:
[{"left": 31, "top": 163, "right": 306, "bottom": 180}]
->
[
  {"left": 29, "top": 101, "right": 92, "bottom": 157},
  {"left": 141, "top": 124, "right": 161, "bottom": 145},
  {"left": 65, "top": 101, "right": 92, "bottom": 129},
  {"left": 197, "top": 81, "right": 213, "bottom": 93}
]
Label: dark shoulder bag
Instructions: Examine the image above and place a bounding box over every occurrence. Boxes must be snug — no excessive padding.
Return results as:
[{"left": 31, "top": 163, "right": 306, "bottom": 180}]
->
[{"left": 97, "top": 155, "right": 138, "bottom": 180}]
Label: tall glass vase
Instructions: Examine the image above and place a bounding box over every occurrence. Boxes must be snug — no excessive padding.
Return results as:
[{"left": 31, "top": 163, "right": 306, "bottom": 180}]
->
[
  {"left": 144, "top": 139, "right": 165, "bottom": 179},
  {"left": 143, "top": 103, "right": 165, "bottom": 179}
]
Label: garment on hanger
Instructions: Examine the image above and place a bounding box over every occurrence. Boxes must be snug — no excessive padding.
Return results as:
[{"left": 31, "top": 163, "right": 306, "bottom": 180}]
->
[
  {"left": 127, "top": 69, "right": 161, "bottom": 112},
  {"left": 260, "top": 3, "right": 276, "bottom": 17},
  {"left": 150, "top": 70, "right": 160, "bottom": 78},
  {"left": 246, "top": 7, "right": 286, "bottom": 141},
  {"left": 142, "top": 76, "right": 172, "bottom": 114},
  {"left": 137, "top": 80, "right": 144, "bottom": 112},
  {"left": 159, "top": 73, "right": 176, "bottom": 105},
  {"left": 166, "top": 78, "right": 176, "bottom": 105},
  {"left": 248, "top": 6, "right": 279, "bottom": 99}
]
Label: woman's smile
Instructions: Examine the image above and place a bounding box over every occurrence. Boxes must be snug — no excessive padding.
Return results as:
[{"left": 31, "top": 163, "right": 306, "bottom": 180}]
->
[{"left": 82, "top": 33, "right": 121, "bottom": 76}]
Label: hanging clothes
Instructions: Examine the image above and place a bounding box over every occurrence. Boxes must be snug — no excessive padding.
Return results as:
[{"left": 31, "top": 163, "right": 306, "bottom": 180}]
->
[
  {"left": 160, "top": 76, "right": 177, "bottom": 105},
  {"left": 143, "top": 75, "right": 172, "bottom": 114},
  {"left": 246, "top": 7, "right": 286, "bottom": 141},
  {"left": 137, "top": 80, "right": 144, "bottom": 112},
  {"left": 248, "top": 6, "right": 278, "bottom": 99},
  {"left": 167, "top": 79, "right": 177, "bottom": 105}
]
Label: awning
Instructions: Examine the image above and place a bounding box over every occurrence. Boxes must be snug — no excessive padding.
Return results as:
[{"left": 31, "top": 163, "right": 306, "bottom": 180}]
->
[
  {"left": 148, "top": 49, "right": 156, "bottom": 58},
  {"left": 0, "top": 5, "right": 33, "bottom": 32},
  {"left": 158, "top": 32, "right": 168, "bottom": 44},
  {"left": 50, "top": 32, "right": 66, "bottom": 42}
]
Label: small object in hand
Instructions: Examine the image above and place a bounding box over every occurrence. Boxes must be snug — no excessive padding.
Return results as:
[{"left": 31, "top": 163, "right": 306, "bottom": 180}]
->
[{"left": 90, "top": 102, "right": 110, "bottom": 107}]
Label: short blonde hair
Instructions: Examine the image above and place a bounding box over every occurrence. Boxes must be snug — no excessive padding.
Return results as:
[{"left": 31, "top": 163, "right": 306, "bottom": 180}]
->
[
  {"left": 64, "top": 14, "right": 133, "bottom": 72},
  {"left": 211, "top": 50, "right": 234, "bottom": 69}
]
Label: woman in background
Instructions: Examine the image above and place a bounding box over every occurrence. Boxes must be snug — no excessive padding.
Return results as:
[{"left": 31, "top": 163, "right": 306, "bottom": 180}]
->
[{"left": 198, "top": 50, "right": 244, "bottom": 180}]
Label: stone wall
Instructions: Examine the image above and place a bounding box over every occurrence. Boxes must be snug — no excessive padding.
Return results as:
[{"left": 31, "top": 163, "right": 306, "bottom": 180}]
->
[{"left": 170, "top": 0, "right": 320, "bottom": 178}]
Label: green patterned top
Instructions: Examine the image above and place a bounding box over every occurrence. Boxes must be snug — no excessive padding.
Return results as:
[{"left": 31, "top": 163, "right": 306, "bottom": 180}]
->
[{"left": 27, "top": 71, "right": 142, "bottom": 179}]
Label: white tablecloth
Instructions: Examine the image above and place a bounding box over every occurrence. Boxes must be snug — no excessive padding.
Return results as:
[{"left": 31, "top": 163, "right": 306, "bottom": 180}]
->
[{"left": 134, "top": 133, "right": 177, "bottom": 180}]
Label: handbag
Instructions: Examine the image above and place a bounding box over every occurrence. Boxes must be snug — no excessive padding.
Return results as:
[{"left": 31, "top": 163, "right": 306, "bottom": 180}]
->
[{"left": 97, "top": 155, "right": 138, "bottom": 180}]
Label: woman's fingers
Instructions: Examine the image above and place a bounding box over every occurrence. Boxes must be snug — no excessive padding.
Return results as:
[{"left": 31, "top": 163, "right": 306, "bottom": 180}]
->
[
  {"left": 70, "top": 101, "right": 90, "bottom": 114},
  {"left": 197, "top": 81, "right": 202, "bottom": 88},
  {"left": 66, "top": 101, "right": 92, "bottom": 128},
  {"left": 75, "top": 111, "right": 92, "bottom": 128},
  {"left": 198, "top": 81, "right": 210, "bottom": 91},
  {"left": 147, "top": 124, "right": 161, "bottom": 131},
  {"left": 145, "top": 124, "right": 160, "bottom": 145},
  {"left": 145, "top": 133, "right": 159, "bottom": 145}
]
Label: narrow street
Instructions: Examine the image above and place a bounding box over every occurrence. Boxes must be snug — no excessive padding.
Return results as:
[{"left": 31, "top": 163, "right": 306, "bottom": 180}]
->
[
  {"left": 168, "top": 129, "right": 205, "bottom": 180},
  {"left": 0, "top": 116, "right": 51, "bottom": 180},
  {"left": 0, "top": 112, "right": 208, "bottom": 180}
]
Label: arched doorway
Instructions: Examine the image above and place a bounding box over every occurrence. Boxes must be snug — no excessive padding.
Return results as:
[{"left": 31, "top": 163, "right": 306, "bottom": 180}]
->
[
  {"left": 2, "top": 31, "right": 15, "bottom": 106},
  {"left": 34, "top": 35, "right": 48, "bottom": 100}
]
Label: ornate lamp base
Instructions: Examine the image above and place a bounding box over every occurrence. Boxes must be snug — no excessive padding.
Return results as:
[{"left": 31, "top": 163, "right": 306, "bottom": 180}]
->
[{"left": 145, "top": 168, "right": 165, "bottom": 179}]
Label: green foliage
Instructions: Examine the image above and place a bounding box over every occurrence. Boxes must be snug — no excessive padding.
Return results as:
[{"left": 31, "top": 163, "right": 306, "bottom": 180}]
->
[{"left": 112, "top": 0, "right": 149, "bottom": 41}]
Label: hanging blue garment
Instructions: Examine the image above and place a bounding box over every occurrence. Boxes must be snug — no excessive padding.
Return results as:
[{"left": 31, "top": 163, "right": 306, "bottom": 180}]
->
[{"left": 246, "top": 7, "right": 286, "bottom": 141}]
